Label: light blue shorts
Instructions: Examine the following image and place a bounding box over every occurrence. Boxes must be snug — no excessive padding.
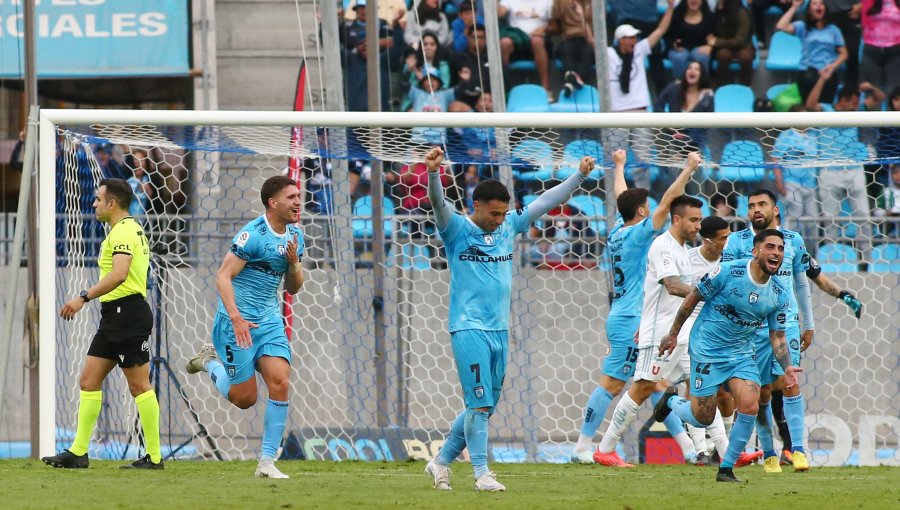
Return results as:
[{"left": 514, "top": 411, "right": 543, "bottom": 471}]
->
[
  {"left": 450, "top": 329, "right": 508, "bottom": 411},
  {"left": 690, "top": 356, "right": 760, "bottom": 398},
  {"left": 212, "top": 312, "right": 292, "bottom": 385},
  {"left": 601, "top": 314, "right": 640, "bottom": 381},
  {"left": 754, "top": 322, "right": 801, "bottom": 386}
]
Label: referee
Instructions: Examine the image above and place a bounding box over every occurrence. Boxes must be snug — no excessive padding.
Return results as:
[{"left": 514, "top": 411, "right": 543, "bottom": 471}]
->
[{"left": 42, "top": 178, "right": 163, "bottom": 469}]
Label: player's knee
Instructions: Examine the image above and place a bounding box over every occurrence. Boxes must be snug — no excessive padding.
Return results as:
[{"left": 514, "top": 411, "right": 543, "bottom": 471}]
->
[
  {"left": 127, "top": 380, "right": 151, "bottom": 397},
  {"left": 738, "top": 401, "right": 759, "bottom": 416},
  {"left": 231, "top": 393, "right": 257, "bottom": 409},
  {"left": 79, "top": 373, "right": 102, "bottom": 392},
  {"left": 266, "top": 377, "right": 290, "bottom": 400}
]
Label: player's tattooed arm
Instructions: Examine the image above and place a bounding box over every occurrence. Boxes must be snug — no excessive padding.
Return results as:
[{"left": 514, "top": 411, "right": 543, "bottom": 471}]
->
[
  {"left": 770, "top": 329, "right": 792, "bottom": 372},
  {"left": 811, "top": 272, "right": 842, "bottom": 297},
  {"left": 661, "top": 275, "right": 693, "bottom": 298},
  {"left": 659, "top": 288, "right": 701, "bottom": 355},
  {"left": 811, "top": 273, "right": 863, "bottom": 318}
]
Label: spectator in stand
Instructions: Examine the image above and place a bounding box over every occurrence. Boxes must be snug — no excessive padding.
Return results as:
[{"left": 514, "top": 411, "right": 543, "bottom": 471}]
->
[
  {"left": 451, "top": 1, "right": 483, "bottom": 52},
  {"left": 450, "top": 23, "right": 492, "bottom": 88},
  {"left": 654, "top": 60, "right": 714, "bottom": 153},
  {"left": 860, "top": 0, "right": 900, "bottom": 94},
  {"left": 346, "top": 0, "right": 408, "bottom": 31},
  {"left": 710, "top": 0, "right": 756, "bottom": 86},
  {"left": 549, "top": 0, "right": 595, "bottom": 89},
  {"left": 748, "top": 0, "right": 790, "bottom": 49},
  {"left": 405, "top": 0, "right": 452, "bottom": 50},
  {"left": 824, "top": 0, "right": 862, "bottom": 85},
  {"left": 499, "top": 0, "right": 553, "bottom": 98},
  {"left": 608, "top": 0, "right": 669, "bottom": 93},
  {"left": 343, "top": 1, "right": 394, "bottom": 112},
  {"left": 776, "top": 0, "right": 848, "bottom": 104},
  {"left": 666, "top": 0, "right": 715, "bottom": 79},
  {"left": 95, "top": 144, "right": 127, "bottom": 180},
  {"left": 604, "top": 1, "right": 675, "bottom": 188},
  {"left": 126, "top": 148, "right": 154, "bottom": 217},
  {"left": 402, "top": 32, "right": 452, "bottom": 111},
  {"left": 873, "top": 163, "right": 900, "bottom": 236},
  {"left": 771, "top": 105, "right": 820, "bottom": 240},
  {"left": 711, "top": 193, "right": 735, "bottom": 217}
]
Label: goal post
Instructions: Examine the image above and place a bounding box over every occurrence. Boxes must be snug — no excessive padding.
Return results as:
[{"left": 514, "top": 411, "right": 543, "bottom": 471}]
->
[{"left": 38, "top": 109, "right": 899, "bottom": 463}]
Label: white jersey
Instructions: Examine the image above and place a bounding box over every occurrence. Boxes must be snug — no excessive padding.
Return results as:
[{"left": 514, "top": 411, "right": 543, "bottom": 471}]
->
[
  {"left": 678, "top": 246, "right": 721, "bottom": 345},
  {"left": 638, "top": 231, "right": 691, "bottom": 349}
]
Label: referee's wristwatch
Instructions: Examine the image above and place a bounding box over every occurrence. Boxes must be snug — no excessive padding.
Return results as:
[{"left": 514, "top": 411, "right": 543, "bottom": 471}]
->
[{"left": 79, "top": 290, "right": 91, "bottom": 303}]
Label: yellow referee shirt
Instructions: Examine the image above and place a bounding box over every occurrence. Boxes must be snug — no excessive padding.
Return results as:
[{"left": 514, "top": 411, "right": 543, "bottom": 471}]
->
[{"left": 98, "top": 217, "right": 150, "bottom": 302}]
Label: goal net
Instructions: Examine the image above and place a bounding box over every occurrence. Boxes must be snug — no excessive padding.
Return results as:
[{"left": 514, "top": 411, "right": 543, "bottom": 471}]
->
[{"left": 39, "top": 110, "right": 898, "bottom": 466}]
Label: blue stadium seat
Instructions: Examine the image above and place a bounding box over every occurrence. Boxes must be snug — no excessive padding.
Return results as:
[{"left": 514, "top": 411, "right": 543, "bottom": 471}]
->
[
  {"left": 512, "top": 138, "right": 555, "bottom": 181},
  {"left": 352, "top": 195, "right": 394, "bottom": 238},
  {"left": 550, "top": 85, "right": 600, "bottom": 113},
  {"left": 817, "top": 242, "right": 859, "bottom": 272},
  {"left": 507, "top": 84, "right": 550, "bottom": 113},
  {"left": 567, "top": 194, "right": 608, "bottom": 237},
  {"left": 766, "top": 32, "right": 803, "bottom": 71},
  {"left": 718, "top": 140, "right": 767, "bottom": 183},
  {"left": 871, "top": 244, "right": 900, "bottom": 272},
  {"left": 509, "top": 60, "right": 537, "bottom": 72},
  {"left": 767, "top": 83, "right": 790, "bottom": 100},
  {"left": 558, "top": 139, "right": 605, "bottom": 180},
  {"left": 714, "top": 84, "right": 755, "bottom": 113},
  {"left": 736, "top": 195, "right": 749, "bottom": 217}
]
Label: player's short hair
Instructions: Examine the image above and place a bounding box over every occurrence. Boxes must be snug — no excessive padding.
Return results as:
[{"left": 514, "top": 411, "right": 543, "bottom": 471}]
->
[
  {"left": 98, "top": 178, "right": 133, "bottom": 211},
  {"left": 670, "top": 195, "right": 704, "bottom": 219},
  {"left": 753, "top": 228, "right": 784, "bottom": 246},
  {"left": 472, "top": 179, "right": 511, "bottom": 204},
  {"left": 260, "top": 175, "right": 298, "bottom": 209},
  {"left": 747, "top": 188, "right": 778, "bottom": 205},
  {"left": 617, "top": 188, "right": 649, "bottom": 222},
  {"left": 699, "top": 216, "right": 729, "bottom": 238}
]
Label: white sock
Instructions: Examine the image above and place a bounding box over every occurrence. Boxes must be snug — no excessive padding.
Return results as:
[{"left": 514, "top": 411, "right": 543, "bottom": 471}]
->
[
  {"left": 597, "top": 393, "right": 639, "bottom": 454},
  {"left": 687, "top": 423, "right": 708, "bottom": 454},
  {"left": 708, "top": 409, "right": 729, "bottom": 458},
  {"left": 722, "top": 412, "right": 734, "bottom": 435},
  {"left": 673, "top": 431, "right": 696, "bottom": 456},
  {"left": 574, "top": 433, "right": 594, "bottom": 453}
]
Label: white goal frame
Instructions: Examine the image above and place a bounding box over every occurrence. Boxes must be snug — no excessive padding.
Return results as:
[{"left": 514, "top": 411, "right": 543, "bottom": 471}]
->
[{"left": 37, "top": 109, "right": 900, "bottom": 457}]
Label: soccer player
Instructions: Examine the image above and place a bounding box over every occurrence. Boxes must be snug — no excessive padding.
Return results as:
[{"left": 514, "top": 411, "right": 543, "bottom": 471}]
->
[
  {"left": 571, "top": 151, "right": 702, "bottom": 465},
  {"left": 591, "top": 194, "right": 705, "bottom": 466},
  {"left": 42, "top": 178, "right": 162, "bottom": 469},
  {"left": 723, "top": 190, "right": 863, "bottom": 473},
  {"left": 654, "top": 229, "right": 801, "bottom": 483},
  {"left": 422, "top": 146, "right": 592, "bottom": 492},
  {"left": 679, "top": 216, "right": 733, "bottom": 461},
  {"left": 186, "top": 176, "right": 305, "bottom": 479}
]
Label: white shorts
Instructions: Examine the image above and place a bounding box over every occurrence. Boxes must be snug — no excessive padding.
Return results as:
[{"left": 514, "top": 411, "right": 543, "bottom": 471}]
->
[{"left": 634, "top": 342, "right": 690, "bottom": 383}]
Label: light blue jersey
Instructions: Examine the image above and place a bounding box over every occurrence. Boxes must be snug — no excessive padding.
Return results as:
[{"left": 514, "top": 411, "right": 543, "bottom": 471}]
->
[
  {"left": 608, "top": 216, "right": 661, "bottom": 317},
  {"left": 722, "top": 227, "right": 810, "bottom": 329},
  {"left": 439, "top": 209, "right": 531, "bottom": 332},
  {"left": 217, "top": 215, "right": 305, "bottom": 322},
  {"left": 690, "top": 260, "right": 790, "bottom": 363}
]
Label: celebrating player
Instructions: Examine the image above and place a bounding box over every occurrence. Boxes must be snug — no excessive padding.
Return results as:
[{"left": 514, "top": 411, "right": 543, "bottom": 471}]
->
[
  {"left": 571, "top": 151, "right": 702, "bottom": 466},
  {"left": 422, "top": 146, "right": 592, "bottom": 492},
  {"left": 42, "top": 178, "right": 162, "bottom": 469},
  {"left": 186, "top": 176, "right": 305, "bottom": 479},
  {"left": 654, "top": 229, "right": 800, "bottom": 483},
  {"left": 591, "top": 194, "right": 705, "bottom": 466}
]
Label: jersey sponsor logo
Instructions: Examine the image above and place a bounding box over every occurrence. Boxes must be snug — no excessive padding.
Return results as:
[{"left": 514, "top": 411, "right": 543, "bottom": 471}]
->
[
  {"left": 708, "top": 265, "right": 722, "bottom": 278},
  {"left": 458, "top": 245, "right": 513, "bottom": 263},
  {"left": 730, "top": 266, "right": 746, "bottom": 276},
  {"left": 749, "top": 292, "right": 758, "bottom": 304},
  {"left": 474, "top": 386, "right": 484, "bottom": 399},
  {"left": 790, "top": 339, "right": 800, "bottom": 351},
  {"left": 236, "top": 231, "right": 250, "bottom": 248},
  {"left": 776, "top": 312, "right": 786, "bottom": 324},
  {"left": 777, "top": 269, "right": 792, "bottom": 276},
  {"left": 113, "top": 243, "right": 131, "bottom": 251},
  {"left": 483, "top": 233, "right": 494, "bottom": 245},
  {"left": 714, "top": 303, "right": 764, "bottom": 328},
  {"left": 246, "top": 260, "right": 284, "bottom": 277}
]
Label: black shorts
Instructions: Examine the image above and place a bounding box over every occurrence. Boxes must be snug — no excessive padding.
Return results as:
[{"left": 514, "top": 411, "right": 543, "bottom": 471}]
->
[{"left": 87, "top": 294, "right": 153, "bottom": 368}]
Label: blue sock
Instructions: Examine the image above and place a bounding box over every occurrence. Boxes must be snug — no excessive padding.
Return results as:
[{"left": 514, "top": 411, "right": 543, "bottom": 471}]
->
[
  {"left": 783, "top": 395, "right": 806, "bottom": 454},
  {"left": 437, "top": 411, "right": 467, "bottom": 465},
  {"left": 260, "top": 398, "right": 289, "bottom": 460},
  {"left": 651, "top": 391, "right": 687, "bottom": 437},
  {"left": 669, "top": 397, "right": 705, "bottom": 428},
  {"left": 722, "top": 412, "right": 756, "bottom": 469},
  {"left": 206, "top": 360, "right": 231, "bottom": 399},
  {"left": 580, "top": 387, "right": 614, "bottom": 437},
  {"left": 464, "top": 410, "right": 490, "bottom": 479},
  {"left": 756, "top": 403, "right": 776, "bottom": 458}
]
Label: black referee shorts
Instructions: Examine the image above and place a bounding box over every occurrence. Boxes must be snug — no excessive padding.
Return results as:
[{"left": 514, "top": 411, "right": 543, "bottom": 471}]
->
[{"left": 87, "top": 294, "right": 153, "bottom": 368}]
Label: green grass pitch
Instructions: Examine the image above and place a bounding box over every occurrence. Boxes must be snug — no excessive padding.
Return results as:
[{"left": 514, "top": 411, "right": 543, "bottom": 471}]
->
[{"left": 1, "top": 460, "right": 896, "bottom": 509}]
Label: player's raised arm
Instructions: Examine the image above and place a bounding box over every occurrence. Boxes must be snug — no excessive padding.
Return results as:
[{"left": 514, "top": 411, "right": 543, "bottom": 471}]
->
[
  {"left": 425, "top": 147, "right": 454, "bottom": 231},
  {"left": 652, "top": 152, "right": 701, "bottom": 230},
  {"left": 659, "top": 287, "right": 702, "bottom": 355},
  {"left": 805, "top": 258, "right": 863, "bottom": 322},
  {"left": 611, "top": 149, "right": 627, "bottom": 199},
  {"left": 216, "top": 252, "right": 258, "bottom": 348},
  {"left": 525, "top": 156, "right": 591, "bottom": 223}
]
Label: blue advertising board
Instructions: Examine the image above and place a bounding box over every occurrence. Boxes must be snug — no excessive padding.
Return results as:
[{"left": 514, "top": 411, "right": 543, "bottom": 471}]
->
[{"left": 0, "top": 0, "right": 189, "bottom": 78}]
